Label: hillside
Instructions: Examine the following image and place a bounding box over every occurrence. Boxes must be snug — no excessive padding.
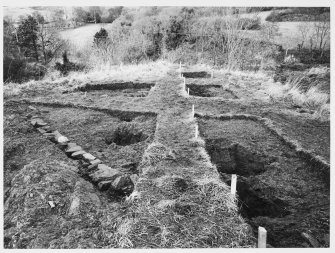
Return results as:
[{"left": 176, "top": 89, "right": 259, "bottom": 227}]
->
[{"left": 3, "top": 5, "right": 330, "bottom": 249}]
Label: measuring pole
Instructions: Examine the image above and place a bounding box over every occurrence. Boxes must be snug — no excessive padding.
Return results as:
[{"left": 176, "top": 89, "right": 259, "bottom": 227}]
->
[
  {"left": 258, "top": 227, "right": 267, "bottom": 248},
  {"left": 231, "top": 174, "right": 237, "bottom": 195}
]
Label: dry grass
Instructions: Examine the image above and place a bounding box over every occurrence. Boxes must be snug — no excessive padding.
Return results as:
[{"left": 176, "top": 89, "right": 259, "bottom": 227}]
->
[
  {"left": 265, "top": 66, "right": 330, "bottom": 120},
  {"left": 3, "top": 60, "right": 172, "bottom": 98}
]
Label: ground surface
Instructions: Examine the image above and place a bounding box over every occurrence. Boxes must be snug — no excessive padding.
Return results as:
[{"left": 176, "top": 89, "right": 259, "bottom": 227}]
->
[{"left": 3, "top": 64, "right": 330, "bottom": 248}]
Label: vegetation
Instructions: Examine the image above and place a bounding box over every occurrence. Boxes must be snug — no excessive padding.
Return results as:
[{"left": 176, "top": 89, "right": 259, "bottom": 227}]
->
[
  {"left": 3, "top": 6, "right": 330, "bottom": 120},
  {"left": 265, "top": 8, "right": 330, "bottom": 22}
]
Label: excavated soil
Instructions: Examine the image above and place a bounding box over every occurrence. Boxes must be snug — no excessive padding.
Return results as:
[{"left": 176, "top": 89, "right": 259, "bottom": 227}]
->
[
  {"left": 198, "top": 118, "right": 330, "bottom": 248},
  {"left": 186, "top": 84, "right": 238, "bottom": 99},
  {"left": 74, "top": 88, "right": 151, "bottom": 98},
  {"left": 3, "top": 102, "right": 130, "bottom": 248},
  {"left": 36, "top": 105, "right": 156, "bottom": 175}
]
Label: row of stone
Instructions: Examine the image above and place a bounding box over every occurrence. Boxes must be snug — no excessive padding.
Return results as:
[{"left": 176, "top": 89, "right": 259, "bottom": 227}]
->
[{"left": 27, "top": 105, "right": 136, "bottom": 195}]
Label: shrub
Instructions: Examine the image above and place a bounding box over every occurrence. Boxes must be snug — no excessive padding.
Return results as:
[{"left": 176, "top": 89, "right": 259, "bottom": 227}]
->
[
  {"left": 265, "top": 11, "right": 283, "bottom": 22},
  {"left": 54, "top": 51, "right": 84, "bottom": 75},
  {"left": 94, "top": 28, "right": 108, "bottom": 45},
  {"left": 239, "top": 17, "right": 261, "bottom": 30},
  {"left": 163, "top": 16, "right": 186, "bottom": 50},
  {"left": 3, "top": 56, "right": 46, "bottom": 83}
]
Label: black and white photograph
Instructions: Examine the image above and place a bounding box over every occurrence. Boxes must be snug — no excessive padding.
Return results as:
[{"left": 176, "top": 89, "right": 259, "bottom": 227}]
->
[{"left": 1, "top": 0, "right": 332, "bottom": 250}]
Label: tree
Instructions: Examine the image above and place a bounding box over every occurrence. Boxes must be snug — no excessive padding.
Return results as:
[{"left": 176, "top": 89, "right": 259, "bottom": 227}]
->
[
  {"left": 103, "top": 6, "right": 123, "bottom": 23},
  {"left": 17, "top": 15, "right": 39, "bottom": 61},
  {"left": 37, "top": 23, "right": 65, "bottom": 64},
  {"left": 73, "top": 7, "right": 87, "bottom": 23},
  {"left": 164, "top": 16, "right": 186, "bottom": 50},
  {"left": 94, "top": 28, "right": 109, "bottom": 45},
  {"left": 52, "top": 8, "right": 66, "bottom": 25},
  {"left": 89, "top": 6, "right": 102, "bottom": 23}
]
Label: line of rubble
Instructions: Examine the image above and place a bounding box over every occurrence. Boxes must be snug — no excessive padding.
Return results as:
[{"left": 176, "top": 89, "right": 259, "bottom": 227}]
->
[{"left": 27, "top": 105, "right": 137, "bottom": 196}]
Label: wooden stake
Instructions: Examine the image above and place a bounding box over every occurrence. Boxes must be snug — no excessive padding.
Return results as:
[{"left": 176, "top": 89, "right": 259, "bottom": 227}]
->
[
  {"left": 187, "top": 88, "right": 190, "bottom": 95},
  {"left": 179, "top": 61, "right": 181, "bottom": 69},
  {"left": 211, "top": 70, "right": 214, "bottom": 79},
  {"left": 195, "top": 125, "right": 198, "bottom": 138},
  {"left": 231, "top": 174, "right": 237, "bottom": 195},
  {"left": 184, "top": 77, "right": 186, "bottom": 86},
  {"left": 258, "top": 227, "right": 267, "bottom": 248},
  {"left": 192, "top": 105, "right": 194, "bottom": 117}
]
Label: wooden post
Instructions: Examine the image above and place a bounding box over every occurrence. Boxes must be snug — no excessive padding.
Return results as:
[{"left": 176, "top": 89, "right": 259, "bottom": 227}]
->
[
  {"left": 231, "top": 174, "right": 237, "bottom": 195},
  {"left": 195, "top": 125, "right": 198, "bottom": 138},
  {"left": 258, "top": 227, "right": 267, "bottom": 248},
  {"left": 192, "top": 105, "right": 195, "bottom": 117},
  {"left": 187, "top": 88, "right": 190, "bottom": 96}
]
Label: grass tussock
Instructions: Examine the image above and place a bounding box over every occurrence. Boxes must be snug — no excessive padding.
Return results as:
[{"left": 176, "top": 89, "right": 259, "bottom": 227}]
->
[
  {"left": 266, "top": 66, "right": 330, "bottom": 120},
  {"left": 119, "top": 175, "right": 254, "bottom": 248}
]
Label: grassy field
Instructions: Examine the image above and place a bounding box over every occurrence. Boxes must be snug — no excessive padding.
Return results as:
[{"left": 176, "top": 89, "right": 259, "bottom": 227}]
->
[
  {"left": 3, "top": 7, "right": 330, "bottom": 249},
  {"left": 3, "top": 62, "right": 330, "bottom": 248},
  {"left": 59, "top": 23, "right": 114, "bottom": 50}
]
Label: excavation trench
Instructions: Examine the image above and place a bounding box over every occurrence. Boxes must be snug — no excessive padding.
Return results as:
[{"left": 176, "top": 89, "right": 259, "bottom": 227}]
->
[
  {"left": 24, "top": 105, "right": 157, "bottom": 199},
  {"left": 66, "top": 82, "right": 156, "bottom": 98},
  {"left": 199, "top": 118, "right": 330, "bottom": 247},
  {"left": 181, "top": 71, "right": 210, "bottom": 78},
  {"left": 186, "top": 84, "right": 238, "bottom": 98},
  {"left": 75, "top": 82, "right": 155, "bottom": 91}
]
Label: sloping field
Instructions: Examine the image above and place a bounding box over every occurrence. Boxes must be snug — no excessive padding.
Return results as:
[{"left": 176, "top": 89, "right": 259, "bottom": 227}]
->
[
  {"left": 3, "top": 64, "right": 329, "bottom": 248},
  {"left": 59, "top": 24, "right": 114, "bottom": 49}
]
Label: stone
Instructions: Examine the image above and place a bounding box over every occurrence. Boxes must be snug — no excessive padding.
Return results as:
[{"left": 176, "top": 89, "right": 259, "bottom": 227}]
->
[
  {"left": 48, "top": 201, "right": 56, "bottom": 208},
  {"left": 89, "top": 164, "right": 121, "bottom": 183},
  {"left": 28, "top": 106, "right": 37, "bottom": 110},
  {"left": 31, "top": 119, "right": 41, "bottom": 126},
  {"left": 67, "top": 143, "right": 78, "bottom": 148},
  {"left": 65, "top": 146, "right": 82, "bottom": 154},
  {"left": 57, "top": 142, "right": 69, "bottom": 150},
  {"left": 90, "top": 159, "right": 102, "bottom": 166},
  {"left": 52, "top": 131, "right": 62, "bottom": 139},
  {"left": 31, "top": 115, "right": 40, "bottom": 119},
  {"left": 31, "top": 118, "right": 48, "bottom": 127},
  {"left": 87, "top": 160, "right": 102, "bottom": 171},
  {"left": 71, "top": 151, "right": 86, "bottom": 159},
  {"left": 111, "top": 175, "right": 129, "bottom": 190},
  {"left": 37, "top": 128, "right": 47, "bottom": 134},
  {"left": 43, "top": 132, "right": 56, "bottom": 138},
  {"left": 57, "top": 136, "right": 69, "bottom": 143},
  {"left": 87, "top": 164, "right": 98, "bottom": 171},
  {"left": 98, "top": 180, "right": 112, "bottom": 191},
  {"left": 36, "top": 122, "right": 48, "bottom": 127},
  {"left": 130, "top": 174, "right": 139, "bottom": 184},
  {"left": 83, "top": 153, "right": 95, "bottom": 161},
  {"left": 68, "top": 196, "right": 80, "bottom": 216}
]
